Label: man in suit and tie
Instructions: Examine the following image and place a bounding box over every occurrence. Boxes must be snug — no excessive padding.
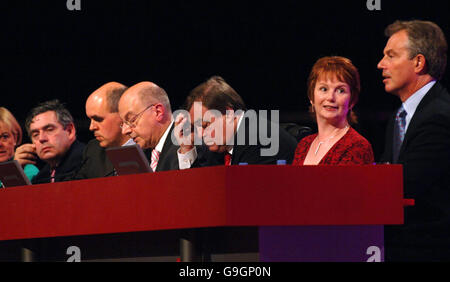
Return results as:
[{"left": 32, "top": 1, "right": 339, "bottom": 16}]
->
[
  {"left": 175, "top": 76, "right": 297, "bottom": 168},
  {"left": 15, "top": 100, "right": 85, "bottom": 184},
  {"left": 378, "top": 20, "right": 450, "bottom": 261},
  {"left": 74, "top": 82, "right": 133, "bottom": 179},
  {"left": 118, "top": 81, "right": 179, "bottom": 172}
]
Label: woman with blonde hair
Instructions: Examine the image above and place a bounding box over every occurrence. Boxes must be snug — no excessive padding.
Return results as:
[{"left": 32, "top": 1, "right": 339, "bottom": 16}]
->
[{"left": 0, "top": 107, "right": 39, "bottom": 183}]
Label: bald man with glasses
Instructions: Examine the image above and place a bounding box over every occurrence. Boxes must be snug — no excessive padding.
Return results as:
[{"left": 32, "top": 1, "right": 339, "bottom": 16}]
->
[
  {"left": 118, "top": 81, "right": 179, "bottom": 172},
  {"left": 119, "top": 103, "right": 156, "bottom": 130}
]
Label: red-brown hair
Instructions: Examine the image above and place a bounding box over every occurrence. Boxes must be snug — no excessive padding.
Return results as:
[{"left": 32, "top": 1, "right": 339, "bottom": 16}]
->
[{"left": 307, "top": 56, "right": 360, "bottom": 124}]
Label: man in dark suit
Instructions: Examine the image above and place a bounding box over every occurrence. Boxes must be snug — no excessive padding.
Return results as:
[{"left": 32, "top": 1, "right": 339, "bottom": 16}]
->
[
  {"left": 118, "top": 81, "right": 179, "bottom": 172},
  {"left": 175, "top": 76, "right": 297, "bottom": 167},
  {"left": 74, "top": 82, "right": 132, "bottom": 179},
  {"left": 14, "top": 100, "right": 85, "bottom": 184},
  {"left": 378, "top": 20, "right": 450, "bottom": 261}
]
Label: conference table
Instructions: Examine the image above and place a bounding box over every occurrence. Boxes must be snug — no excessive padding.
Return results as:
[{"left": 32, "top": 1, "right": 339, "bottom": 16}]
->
[{"left": 0, "top": 165, "right": 411, "bottom": 262}]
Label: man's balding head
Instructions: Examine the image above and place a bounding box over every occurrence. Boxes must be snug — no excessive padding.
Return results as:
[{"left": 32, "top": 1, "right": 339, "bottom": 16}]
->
[
  {"left": 86, "top": 82, "right": 129, "bottom": 147},
  {"left": 121, "top": 82, "right": 172, "bottom": 114},
  {"left": 118, "top": 81, "right": 173, "bottom": 149},
  {"left": 88, "top": 82, "right": 128, "bottom": 113}
]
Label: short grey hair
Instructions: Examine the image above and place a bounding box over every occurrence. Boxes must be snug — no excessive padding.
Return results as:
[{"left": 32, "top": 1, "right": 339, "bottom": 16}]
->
[
  {"left": 25, "top": 99, "right": 74, "bottom": 137},
  {"left": 106, "top": 85, "right": 128, "bottom": 113}
]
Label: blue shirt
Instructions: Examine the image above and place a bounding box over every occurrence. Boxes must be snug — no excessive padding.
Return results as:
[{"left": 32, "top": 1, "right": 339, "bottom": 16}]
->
[{"left": 402, "top": 80, "right": 436, "bottom": 132}]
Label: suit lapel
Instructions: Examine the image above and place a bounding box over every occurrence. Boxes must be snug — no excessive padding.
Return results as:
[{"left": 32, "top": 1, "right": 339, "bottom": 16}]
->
[
  {"left": 102, "top": 149, "right": 116, "bottom": 177},
  {"left": 399, "top": 82, "right": 442, "bottom": 158},
  {"left": 230, "top": 116, "right": 249, "bottom": 165},
  {"left": 105, "top": 154, "right": 115, "bottom": 176},
  {"left": 231, "top": 144, "right": 242, "bottom": 165},
  {"left": 155, "top": 123, "right": 178, "bottom": 172}
]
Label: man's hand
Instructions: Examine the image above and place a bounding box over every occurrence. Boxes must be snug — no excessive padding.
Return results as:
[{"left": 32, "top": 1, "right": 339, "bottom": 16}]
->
[
  {"left": 174, "top": 113, "right": 195, "bottom": 154},
  {"left": 14, "top": 143, "right": 38, "bottom": 167}
]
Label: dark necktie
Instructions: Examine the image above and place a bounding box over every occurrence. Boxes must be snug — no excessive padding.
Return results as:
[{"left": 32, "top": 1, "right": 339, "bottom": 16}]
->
[{"left": 393, "top": 106, "right": 407, "bottom": 163}]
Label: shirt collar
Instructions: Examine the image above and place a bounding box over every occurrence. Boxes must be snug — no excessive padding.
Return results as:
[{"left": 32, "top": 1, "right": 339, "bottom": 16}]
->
[
  {"left": 402, "top": 80, "right": 436, "bottom": 129},
  {"left": 403, "top": 80, "right": 436, "bottom": 116},
  {"left": 227, "top": 113, "right": 244, "bottom": 155},
  {"left": 155, "top": 120, "right": 174, "bottom": 153},
  {"left": 121, "top": 138, "right": 136, "bottom": 146}
]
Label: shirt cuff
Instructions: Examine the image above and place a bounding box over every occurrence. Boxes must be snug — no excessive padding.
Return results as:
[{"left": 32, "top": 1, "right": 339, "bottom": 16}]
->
[{"left": 177, "top": 147, "right": 197, "bottom": 170}]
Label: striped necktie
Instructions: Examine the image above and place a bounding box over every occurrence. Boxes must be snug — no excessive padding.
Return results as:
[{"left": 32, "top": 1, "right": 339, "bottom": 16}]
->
[
  {"left": 393, "top": 105, "right": 407, "bottom": 163},
  {"left": 150, "top": 149, "right": 160, "bottom": 172},
  {"left": 50, "top": 168, "right": 56, "bottom": 183}
]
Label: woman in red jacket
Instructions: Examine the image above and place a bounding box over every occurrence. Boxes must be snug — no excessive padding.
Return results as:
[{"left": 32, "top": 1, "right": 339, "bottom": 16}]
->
[{"left": 293, "top": 56, "right": 374, "bottom": 165}]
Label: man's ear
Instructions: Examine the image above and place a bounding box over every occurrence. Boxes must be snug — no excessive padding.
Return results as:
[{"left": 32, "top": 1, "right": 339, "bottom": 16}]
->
[
  {"left": 154, "top": 103, "right": 165, "bottom": 122},
  {"left": 414, "top": 54, "right": 427, "bottom": 74},
  {"left": 65, "top": 123, "right": 76, "bottom": 140}
]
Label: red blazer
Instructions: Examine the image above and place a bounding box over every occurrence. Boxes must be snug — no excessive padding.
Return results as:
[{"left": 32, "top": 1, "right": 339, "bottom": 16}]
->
[{"left": 292, "top": 127, "right": 374, "bottom": 165}]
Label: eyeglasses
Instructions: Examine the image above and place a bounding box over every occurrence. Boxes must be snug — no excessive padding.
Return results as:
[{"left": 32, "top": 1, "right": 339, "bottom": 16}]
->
[{"left": 120, "top": 104, "right": 155, "bottom": 129}]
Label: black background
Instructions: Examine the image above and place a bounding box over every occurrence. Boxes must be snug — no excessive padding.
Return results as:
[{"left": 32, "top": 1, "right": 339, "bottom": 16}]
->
[{"left": 2, "top": 0, "right": 449, "bottom": 159}]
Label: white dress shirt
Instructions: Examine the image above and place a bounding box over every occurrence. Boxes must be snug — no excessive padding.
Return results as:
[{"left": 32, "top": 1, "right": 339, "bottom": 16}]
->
[{"left": 155, "top": 120, "right": 174, "bottom": 154}]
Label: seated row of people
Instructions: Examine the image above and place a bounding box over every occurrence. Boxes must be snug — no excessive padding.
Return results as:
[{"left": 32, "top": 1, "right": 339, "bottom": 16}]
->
[
  {"left": 3, "top": 51, "right": 379, "bottom": 186},
  {"left": 3, "top": 54, "right": 376, "bottom": 186},
  {"left": 1, "top": 19, "right": 450, "bottom": 261}
]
